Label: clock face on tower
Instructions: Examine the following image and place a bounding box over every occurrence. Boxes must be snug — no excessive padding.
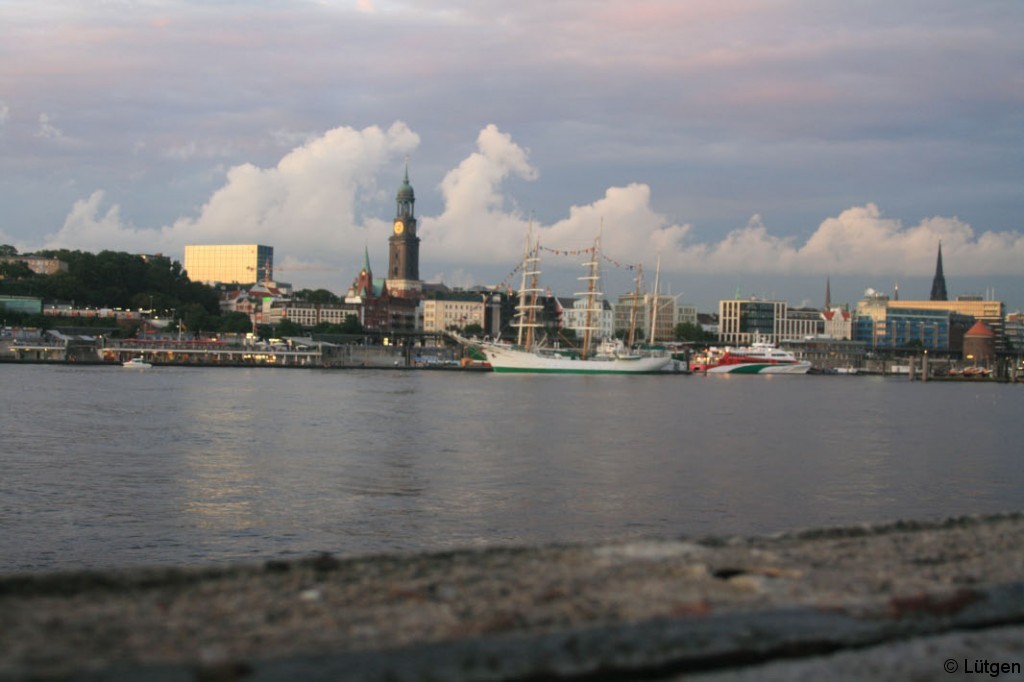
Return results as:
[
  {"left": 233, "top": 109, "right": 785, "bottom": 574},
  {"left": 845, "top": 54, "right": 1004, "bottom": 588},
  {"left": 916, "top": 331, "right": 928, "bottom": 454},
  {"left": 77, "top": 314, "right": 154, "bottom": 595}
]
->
[{"left": 393, "top": 220, "right": 404, "bottom": 235}]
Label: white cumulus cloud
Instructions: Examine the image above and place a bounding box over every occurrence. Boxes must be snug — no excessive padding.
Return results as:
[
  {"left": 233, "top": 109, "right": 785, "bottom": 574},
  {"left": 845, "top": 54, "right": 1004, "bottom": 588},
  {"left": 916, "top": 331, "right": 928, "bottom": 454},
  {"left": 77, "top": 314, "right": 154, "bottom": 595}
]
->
[
  {"left": 36, "top": 123, "right": 1024, "bottom": 296},
  {"left": 35, "top": 113, "right": 63, "bottom": 139},
  {"left": 45, "top": 121, "right": 419, "bottom": 271}
]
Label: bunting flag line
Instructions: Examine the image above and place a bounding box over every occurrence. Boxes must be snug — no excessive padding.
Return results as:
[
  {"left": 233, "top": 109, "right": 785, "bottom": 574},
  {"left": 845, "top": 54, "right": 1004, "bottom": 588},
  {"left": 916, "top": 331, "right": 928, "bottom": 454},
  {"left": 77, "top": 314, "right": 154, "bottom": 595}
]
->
[
  {"left": 538, "top": 245, "right": 638, "bottom": 271},
  {"left": 492, "top": 245, "right": 641, "bottom": 294}
]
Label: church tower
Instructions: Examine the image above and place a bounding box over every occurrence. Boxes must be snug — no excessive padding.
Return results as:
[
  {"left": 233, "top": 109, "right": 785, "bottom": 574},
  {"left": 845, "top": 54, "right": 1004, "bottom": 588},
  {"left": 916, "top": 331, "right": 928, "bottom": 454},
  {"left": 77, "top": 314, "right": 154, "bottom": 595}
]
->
[
  {"left": 929, "top": 241, "right": 948, "bottom": 301},
  {"left": 387, "top": 163, "right": 422, "bottom": 298},
  {"left": 351, "top": 245, "right": 374, "bottom": 299}
]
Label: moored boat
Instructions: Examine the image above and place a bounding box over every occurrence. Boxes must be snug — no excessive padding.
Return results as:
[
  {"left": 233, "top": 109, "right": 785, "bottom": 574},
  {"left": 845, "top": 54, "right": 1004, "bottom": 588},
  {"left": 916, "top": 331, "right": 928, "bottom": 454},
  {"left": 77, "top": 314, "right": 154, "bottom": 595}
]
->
[
  {"left": 453, "top": 229, "right": 671, "bottom": 374},
  {"left": 122, "top": 357, "right": 152, "bottom": 369},
  {"left": 694, "top": 342, "right": 810, "bottom": 374},
  {"left": 466, "top": 337, "right": 671, "bottom": 374}
]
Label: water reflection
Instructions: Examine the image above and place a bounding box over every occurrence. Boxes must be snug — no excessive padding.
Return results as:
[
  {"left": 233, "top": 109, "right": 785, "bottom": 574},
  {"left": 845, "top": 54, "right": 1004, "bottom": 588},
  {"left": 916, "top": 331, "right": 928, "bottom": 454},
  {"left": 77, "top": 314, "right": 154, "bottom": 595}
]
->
[{"left": 2, "top": 366, "right": 1023, "bottom": 572}]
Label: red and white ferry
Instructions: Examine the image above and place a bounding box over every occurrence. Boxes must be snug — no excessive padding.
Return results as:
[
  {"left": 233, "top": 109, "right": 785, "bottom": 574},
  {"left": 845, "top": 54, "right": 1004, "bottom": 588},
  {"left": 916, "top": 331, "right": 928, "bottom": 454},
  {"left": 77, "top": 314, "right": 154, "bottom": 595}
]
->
[{"left": 692, "top": 342, "right": 811, "bottom": 374}]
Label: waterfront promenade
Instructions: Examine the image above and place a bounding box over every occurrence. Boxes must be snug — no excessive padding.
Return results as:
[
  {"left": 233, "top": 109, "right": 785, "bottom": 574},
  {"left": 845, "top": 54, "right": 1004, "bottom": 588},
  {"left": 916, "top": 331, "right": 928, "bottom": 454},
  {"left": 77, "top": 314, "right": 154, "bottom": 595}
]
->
[
  {"left": 2, "top": 513, "right": 1022, "bottom": 680},
  {"left": 0, "top": 335, "right": 453, "bottom": 369}
]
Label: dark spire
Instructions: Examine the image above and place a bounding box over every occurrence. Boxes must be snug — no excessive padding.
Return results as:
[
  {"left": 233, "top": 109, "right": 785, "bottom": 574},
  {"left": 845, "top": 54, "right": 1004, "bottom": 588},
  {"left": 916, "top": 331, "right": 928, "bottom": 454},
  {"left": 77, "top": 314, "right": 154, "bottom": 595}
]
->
[
  {"left": 395, "top": 159, "right": 415, "bottom": 219},
  {"left": 929, "top": 241, "right": 948, "bottom": 301},
  {"left": 824, "top": 276, "right": 832, "bottom": 310}
]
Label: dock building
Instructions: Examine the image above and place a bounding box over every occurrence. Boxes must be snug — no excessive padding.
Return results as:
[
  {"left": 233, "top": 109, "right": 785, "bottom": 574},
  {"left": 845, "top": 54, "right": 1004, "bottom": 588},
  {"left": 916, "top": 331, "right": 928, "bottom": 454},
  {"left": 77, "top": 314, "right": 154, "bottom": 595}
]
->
[
  {"left": 717, "top": 299, "right": 821, "bottom": 346},
  {"left": 853, "top": 290, "right": 975, "bottom": 353},
  {"left": 420, "top": 294, "right": 486, "bottom": 333},
  {"left": 854, "top": 244, "right": 1006, "bottom": 351}
]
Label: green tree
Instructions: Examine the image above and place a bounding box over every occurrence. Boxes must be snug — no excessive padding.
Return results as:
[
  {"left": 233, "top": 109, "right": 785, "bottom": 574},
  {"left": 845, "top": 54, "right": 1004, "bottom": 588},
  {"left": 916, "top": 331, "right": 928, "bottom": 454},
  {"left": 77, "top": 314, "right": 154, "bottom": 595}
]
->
[
  {"left": 674, "top": 322, "right": 712, "bottom": 343},
  {"left": 293, "top": 288, "right": 340, "bottom": 304},
  {"left": 219, "top": 312, "right": 253, "bottom": 334},
  {"left": 276, "top": 318, "right": 304, "bottom": 337},
  {"left": 178, "top": 302, "right": 214, "bottom": 336},
  {"left": 339, "top": 314, "right": 362, "bottom": 333},
  {"left": 0, "top": 259, "right": 33, "bottom": 280},
  {"left": 0, "top": 244, "right": 18, "bottom": 257},
  {"left": 309, "top": 316, "right": 362, "bottom": 334}
]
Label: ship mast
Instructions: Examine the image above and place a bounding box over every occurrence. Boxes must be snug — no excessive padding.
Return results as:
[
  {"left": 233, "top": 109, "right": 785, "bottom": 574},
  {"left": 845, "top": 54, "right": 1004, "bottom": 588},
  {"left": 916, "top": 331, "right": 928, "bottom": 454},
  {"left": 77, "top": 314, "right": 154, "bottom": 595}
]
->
[
  {"left": 627, "top": 263, "right": 643, "bottom": 348},
  {"left": 513, "top": 223, "right": 544, "bottom": 350},
  {"left": 648, "top": 253, "right": 661, "bottom": 345},
  {"left": 575, "top": 234, "right": 602, "bottom": 360}
]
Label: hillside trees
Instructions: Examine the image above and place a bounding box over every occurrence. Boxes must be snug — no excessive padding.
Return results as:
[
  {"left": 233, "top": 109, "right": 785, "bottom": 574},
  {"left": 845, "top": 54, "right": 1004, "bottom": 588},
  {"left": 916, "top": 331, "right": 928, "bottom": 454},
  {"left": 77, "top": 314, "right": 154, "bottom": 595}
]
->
[{"left": 0, "top": 249, "right": 219, "bottom": 315}]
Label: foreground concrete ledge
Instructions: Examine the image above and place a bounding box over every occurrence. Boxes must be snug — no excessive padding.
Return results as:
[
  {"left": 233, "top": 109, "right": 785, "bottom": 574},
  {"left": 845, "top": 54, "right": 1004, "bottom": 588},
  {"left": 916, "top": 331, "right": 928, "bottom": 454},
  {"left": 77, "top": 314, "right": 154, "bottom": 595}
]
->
[{"left": 2, "top": 513, "right": 1023, "bottom": 681}]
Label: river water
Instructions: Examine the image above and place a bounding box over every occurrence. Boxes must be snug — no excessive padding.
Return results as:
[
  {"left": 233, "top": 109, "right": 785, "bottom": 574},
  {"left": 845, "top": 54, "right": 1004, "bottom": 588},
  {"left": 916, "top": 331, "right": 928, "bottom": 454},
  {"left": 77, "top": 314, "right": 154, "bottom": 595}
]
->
[{"left": 2, "top": 364, "right": 1021, "bottom": 573}]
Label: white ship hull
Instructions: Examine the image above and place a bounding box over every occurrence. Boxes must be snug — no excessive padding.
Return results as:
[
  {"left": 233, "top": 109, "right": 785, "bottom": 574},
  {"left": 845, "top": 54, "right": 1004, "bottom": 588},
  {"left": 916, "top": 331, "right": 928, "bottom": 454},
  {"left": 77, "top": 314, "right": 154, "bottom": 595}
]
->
[
  {"left": 478, "top": 342, "right": 671, "bottom": 374},
  {"left": 706, "top": 361, "right": 811, "bottom": 374}
]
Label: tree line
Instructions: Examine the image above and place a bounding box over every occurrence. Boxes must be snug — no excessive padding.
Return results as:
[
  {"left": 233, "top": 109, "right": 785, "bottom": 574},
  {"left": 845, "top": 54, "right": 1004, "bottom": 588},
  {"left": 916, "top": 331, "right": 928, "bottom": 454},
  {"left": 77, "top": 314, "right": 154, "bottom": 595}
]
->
[
  {"left": 1, "top": 245, "right": 367, "bottom": 338},
  {"left": 1, "top": 246, "right": 226, "bottom": 333}
]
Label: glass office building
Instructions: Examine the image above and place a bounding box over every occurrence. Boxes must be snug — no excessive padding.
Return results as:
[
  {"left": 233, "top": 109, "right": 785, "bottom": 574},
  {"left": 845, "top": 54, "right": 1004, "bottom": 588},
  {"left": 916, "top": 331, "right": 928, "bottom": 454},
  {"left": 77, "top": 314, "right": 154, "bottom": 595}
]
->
[
  {"left": 183, "top": 245, "right": 273, "bottom": 285},
  {"left": 852, "top": 306, "right": 973, "bottom": 352}
]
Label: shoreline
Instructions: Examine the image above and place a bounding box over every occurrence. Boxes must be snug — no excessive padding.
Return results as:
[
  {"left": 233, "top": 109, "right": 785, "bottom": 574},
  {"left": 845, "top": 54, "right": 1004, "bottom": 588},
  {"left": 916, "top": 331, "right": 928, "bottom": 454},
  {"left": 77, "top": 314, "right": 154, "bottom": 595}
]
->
[
  {"left": 0, "top": 357, "right": 491, "bottom": 371},
  {"left": 4, "top": 357, "right": 1022, "bottom": 381},
  {"left": 3, "top": 512, "right": 1023, "bottom": 680}
]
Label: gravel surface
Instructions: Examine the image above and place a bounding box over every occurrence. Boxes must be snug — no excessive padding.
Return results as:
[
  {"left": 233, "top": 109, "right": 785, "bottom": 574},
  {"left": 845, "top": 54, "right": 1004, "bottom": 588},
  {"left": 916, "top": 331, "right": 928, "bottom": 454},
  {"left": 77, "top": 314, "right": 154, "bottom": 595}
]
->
[{"left": 2, "top": 513, "right": 1022, "bottom": 680}]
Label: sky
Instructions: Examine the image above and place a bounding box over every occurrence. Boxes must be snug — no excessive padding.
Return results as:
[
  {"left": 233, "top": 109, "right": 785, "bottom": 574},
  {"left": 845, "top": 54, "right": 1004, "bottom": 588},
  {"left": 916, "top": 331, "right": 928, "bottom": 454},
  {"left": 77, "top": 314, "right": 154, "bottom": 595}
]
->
[{"left": 1, "top": 0, "right": 1022, "bottom": 312}]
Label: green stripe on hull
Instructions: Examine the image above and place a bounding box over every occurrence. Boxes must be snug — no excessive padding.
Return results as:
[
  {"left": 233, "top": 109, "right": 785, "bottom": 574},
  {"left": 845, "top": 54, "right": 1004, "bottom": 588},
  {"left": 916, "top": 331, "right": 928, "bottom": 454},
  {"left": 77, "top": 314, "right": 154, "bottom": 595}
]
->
[{"left": 724, "top": 364, "right": 772, "bottom": 374}]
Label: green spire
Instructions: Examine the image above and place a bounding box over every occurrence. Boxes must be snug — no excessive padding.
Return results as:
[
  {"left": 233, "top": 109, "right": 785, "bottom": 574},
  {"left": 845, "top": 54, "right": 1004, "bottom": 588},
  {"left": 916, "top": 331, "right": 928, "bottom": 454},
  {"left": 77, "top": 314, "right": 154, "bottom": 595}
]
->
[{"left": 396, "top": 158, "right": 415, "bottom": 205}]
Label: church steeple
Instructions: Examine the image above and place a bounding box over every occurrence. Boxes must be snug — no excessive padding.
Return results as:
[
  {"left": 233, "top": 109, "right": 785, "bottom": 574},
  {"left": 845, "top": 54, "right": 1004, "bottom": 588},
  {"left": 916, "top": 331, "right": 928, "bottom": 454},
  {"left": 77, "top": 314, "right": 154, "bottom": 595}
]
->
[
  {"left": 387, "top": 162, "right": 422, "bottom": 297},
  {"left": 349, "top": 243, "right": 376, "bottom": 300},
  {"left": 929, "top": 241, "right": 948, "bottom": 301},
  {"left": 395, "top": 158, "right": 415, "bottom": 221},
  {"left": 824, "top": 276, "right": 832, "bottom": 310},
  {"left": 361, "top": 244, "right": 371, "bottom": 277}
]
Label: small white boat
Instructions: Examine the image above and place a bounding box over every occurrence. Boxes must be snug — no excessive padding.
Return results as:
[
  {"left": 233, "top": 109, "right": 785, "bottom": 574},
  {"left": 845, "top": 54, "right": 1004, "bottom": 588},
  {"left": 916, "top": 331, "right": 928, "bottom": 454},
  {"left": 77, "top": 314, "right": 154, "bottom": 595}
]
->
[{"left": 122, "top": 357, "right": 152, "bottom": 369}]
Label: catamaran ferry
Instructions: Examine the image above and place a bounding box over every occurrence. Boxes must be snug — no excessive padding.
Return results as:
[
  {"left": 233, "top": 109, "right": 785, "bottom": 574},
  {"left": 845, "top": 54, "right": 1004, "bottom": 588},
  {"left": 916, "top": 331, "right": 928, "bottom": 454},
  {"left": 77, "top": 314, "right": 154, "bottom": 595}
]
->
[{"left": 691, "top": 342, "right": 811, "bottom": 374}]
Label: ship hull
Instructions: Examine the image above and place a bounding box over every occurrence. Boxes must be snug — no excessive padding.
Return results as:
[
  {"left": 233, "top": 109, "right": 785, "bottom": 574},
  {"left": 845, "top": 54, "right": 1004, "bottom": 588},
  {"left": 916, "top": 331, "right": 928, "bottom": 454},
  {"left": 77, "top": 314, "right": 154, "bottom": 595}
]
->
[
  {"left": 706, "top": 361, "right": 811, "bottom": 374},
  {"left": 479, "top": 342, "right": 672, "bottom": 374}
]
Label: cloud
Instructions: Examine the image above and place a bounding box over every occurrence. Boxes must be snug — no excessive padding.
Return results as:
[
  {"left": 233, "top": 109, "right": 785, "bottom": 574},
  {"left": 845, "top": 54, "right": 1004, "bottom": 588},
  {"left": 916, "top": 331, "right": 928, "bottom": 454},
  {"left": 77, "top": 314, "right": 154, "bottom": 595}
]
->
[
  {"left": 159, "top": 140, "right": 236, "bottom": 161},
  {"left": 37, "top": 124, "right": 1024, "bottom": 295},
  {"left": 35, "top": 113, "right": 63, "bottom": 139},
  {"left": 44, "top": 121, "right": 418, "bottom": 262},
  {"left": 48, "top": 191, "right": 155, "bottom": 253},
  {"left": 425, "top": 125, "right": 539, "bottom": 263},
  {"left": 0, "top": 101, "right": 9, "bottom": 125}
]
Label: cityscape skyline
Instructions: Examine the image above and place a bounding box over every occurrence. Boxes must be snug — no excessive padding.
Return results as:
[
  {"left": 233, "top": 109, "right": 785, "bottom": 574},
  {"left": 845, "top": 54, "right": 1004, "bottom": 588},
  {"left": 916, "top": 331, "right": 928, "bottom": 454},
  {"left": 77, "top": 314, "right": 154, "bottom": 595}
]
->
[{"left": 2, "top": 1, "right": 1022, "bottom": 311}]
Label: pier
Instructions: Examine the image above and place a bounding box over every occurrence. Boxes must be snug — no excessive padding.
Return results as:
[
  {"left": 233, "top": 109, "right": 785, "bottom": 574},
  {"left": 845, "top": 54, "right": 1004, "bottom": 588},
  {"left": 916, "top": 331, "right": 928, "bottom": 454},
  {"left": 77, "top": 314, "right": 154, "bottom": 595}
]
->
[{"left": 1, "top": 333, "right": 466, "bottom": 369}]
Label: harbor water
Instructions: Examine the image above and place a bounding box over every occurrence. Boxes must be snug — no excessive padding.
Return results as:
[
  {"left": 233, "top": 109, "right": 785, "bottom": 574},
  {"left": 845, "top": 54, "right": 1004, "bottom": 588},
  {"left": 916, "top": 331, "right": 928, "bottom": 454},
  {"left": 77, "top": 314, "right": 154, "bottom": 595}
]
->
[{"left": 2, "top": 364, "right": 1022, "bottom": 573}]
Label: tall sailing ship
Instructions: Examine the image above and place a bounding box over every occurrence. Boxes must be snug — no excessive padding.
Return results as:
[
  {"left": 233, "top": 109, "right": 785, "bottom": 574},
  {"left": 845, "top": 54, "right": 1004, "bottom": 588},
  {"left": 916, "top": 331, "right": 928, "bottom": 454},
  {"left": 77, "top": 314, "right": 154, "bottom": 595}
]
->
[{"left": 456, "top": 232, "right": 671, "bottom": 374}]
